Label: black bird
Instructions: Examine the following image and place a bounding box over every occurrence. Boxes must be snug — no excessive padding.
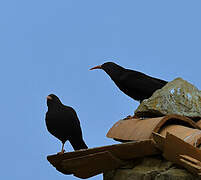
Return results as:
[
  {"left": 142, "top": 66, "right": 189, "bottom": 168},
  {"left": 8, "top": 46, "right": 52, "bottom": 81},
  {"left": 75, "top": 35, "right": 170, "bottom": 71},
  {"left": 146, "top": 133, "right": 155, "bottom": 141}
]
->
[
  {"left": 90, "top": 62, "right": 168, "bottom": 102},
  {"left": 45, "top": 94, "right": 88, "bottom": 154}
]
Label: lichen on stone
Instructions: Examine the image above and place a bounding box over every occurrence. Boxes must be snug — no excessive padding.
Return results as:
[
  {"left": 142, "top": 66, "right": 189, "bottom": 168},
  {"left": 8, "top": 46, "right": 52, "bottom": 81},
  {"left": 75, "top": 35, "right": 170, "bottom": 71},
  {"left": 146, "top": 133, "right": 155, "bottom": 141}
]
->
[{"left": 135, "top": 78, "right": 201, "bottom": 118}]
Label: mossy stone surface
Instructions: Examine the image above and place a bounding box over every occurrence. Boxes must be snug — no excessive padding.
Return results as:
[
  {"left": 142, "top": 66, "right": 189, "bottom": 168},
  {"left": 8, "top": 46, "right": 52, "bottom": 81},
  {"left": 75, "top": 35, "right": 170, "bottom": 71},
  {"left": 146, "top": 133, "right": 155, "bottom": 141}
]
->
[{"left": 135, "top": 78, "right": 201, "bottom": 118}]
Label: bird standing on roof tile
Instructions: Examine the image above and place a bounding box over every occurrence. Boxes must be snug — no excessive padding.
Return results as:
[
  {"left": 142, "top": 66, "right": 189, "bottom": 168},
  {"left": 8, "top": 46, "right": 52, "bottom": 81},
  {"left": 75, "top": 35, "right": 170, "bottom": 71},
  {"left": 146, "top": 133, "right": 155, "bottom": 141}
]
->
[
  {"left": 45, "top": 94, "right": 88, "bottom": 154},
  {"left": 90, "top": 62, "right": 168, "bottom": 103}
]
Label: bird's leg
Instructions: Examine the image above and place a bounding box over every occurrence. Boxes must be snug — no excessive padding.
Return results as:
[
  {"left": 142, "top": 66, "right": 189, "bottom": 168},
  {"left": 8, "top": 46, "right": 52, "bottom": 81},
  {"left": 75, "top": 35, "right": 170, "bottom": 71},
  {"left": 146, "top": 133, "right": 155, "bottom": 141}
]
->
[
  {"left": 61, "top": 143, "right": 65, "bottom": 153},
  {"left": 58, "top": 143, "right": 65, "bottom": 155}
]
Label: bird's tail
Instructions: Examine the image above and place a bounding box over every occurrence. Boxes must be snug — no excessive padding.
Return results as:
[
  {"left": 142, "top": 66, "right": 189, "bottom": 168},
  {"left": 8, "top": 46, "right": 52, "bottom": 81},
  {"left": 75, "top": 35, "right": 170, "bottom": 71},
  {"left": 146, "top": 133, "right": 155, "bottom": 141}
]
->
[{"left": 70, "top": 137, "right": 88, "bottom": 151}]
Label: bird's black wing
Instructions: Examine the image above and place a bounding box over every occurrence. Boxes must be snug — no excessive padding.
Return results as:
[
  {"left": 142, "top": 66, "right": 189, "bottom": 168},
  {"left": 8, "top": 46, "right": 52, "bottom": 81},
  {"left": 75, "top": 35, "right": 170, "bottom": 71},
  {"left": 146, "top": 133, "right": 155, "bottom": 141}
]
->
[
  {"left": 63, "top": 106, "right": 87, "bottom": 150},
  {"left": 119, "top": 70, "right": 167, "bottom": 98},
  {"left": 149, "top": 75, "right": 168, "bottom": 85},
  {"left": 63, "top": 106, "right": 81, "bottom": 126}
]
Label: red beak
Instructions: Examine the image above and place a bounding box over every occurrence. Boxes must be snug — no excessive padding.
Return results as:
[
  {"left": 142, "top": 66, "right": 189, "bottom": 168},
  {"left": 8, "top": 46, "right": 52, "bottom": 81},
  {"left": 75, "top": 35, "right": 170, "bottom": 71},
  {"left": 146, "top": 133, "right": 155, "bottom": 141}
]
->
[{"left": 89, "top": 65, "right": 102, "bottom": 70}]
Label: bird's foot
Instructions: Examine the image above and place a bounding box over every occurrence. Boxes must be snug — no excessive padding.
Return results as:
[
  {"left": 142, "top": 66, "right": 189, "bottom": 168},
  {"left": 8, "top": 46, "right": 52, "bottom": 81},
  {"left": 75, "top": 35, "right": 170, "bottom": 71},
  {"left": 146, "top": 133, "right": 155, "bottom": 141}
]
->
[
  {"left": 124, "top": 114, "right": 140, "bottom": 120},
  {"left": 57, "top": 149, "right": 65, "bottom": 155},
  {"left": 133, "top": 114, "right": 140, "bottom": 119},
  {"left": 124, "top": 115, "right": 133, "bottom": 120}
]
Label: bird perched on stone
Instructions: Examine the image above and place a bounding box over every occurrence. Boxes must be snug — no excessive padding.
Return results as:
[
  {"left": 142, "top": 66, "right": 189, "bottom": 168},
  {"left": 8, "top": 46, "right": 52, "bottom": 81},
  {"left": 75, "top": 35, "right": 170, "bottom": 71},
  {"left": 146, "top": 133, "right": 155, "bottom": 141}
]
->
[
  {"left": 45, "top": 94, "right": 88, "bottom": 154},
  {"left": 90, "top": 62, "right": 167, "bottom": 102}
]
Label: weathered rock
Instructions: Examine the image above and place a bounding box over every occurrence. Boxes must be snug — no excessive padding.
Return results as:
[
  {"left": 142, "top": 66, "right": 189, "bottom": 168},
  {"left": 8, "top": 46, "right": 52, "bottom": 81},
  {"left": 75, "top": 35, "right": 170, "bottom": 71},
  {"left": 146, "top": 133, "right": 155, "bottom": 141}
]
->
[
  {"left": 103, "top": 156, "right": 199, "bottom": 180},
  {"left": 135, "top": 78, "right": 201, "bottom": 118}
]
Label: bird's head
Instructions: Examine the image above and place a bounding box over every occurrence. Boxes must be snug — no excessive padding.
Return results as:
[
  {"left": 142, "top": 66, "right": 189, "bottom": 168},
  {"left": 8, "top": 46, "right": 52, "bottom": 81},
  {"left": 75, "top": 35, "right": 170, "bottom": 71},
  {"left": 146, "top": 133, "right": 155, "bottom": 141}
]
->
[
  {"left": 90, "top": 62, "right": 125, "bottom": 80},
  {"left": 46, "top": 94, "right": 63, "bottom": 108}
]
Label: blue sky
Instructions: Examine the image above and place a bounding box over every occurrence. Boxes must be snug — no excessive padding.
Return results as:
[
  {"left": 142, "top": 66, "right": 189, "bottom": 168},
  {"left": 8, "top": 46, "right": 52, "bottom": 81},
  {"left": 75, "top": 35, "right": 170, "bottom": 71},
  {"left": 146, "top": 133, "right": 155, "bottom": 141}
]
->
[{"left": 0, "top": 0, "right": 200, "bottom": 180}]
